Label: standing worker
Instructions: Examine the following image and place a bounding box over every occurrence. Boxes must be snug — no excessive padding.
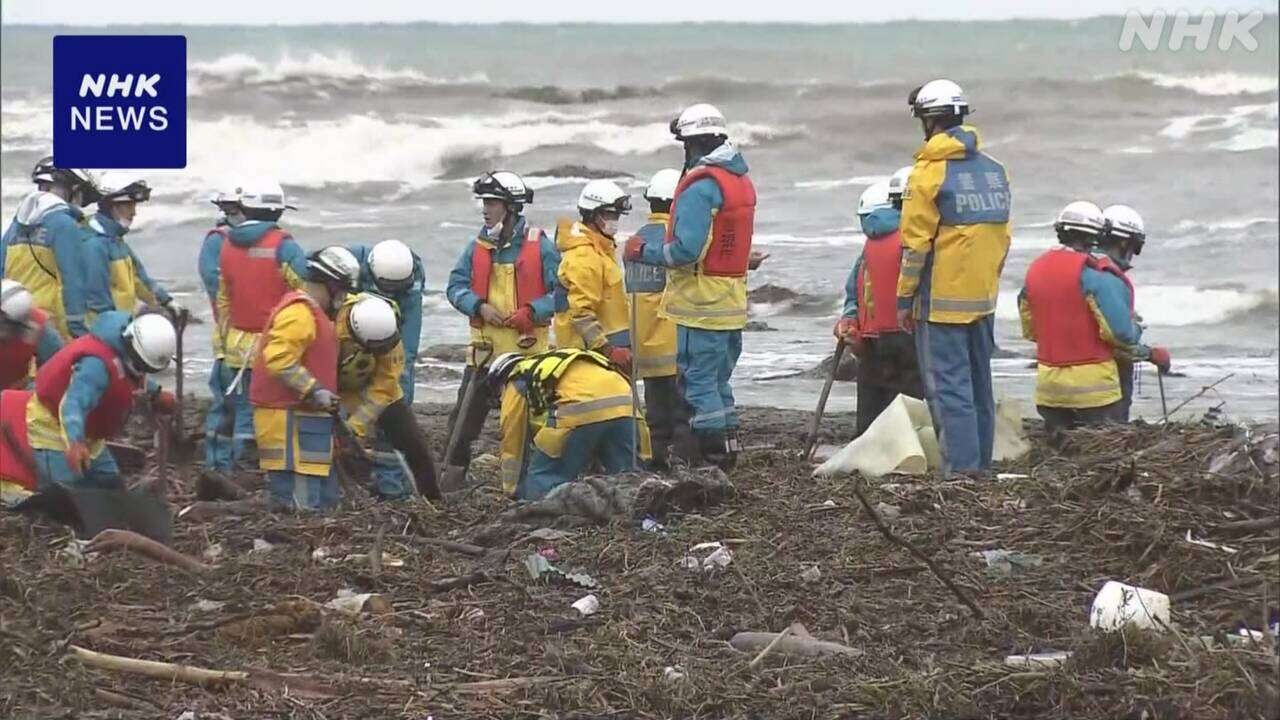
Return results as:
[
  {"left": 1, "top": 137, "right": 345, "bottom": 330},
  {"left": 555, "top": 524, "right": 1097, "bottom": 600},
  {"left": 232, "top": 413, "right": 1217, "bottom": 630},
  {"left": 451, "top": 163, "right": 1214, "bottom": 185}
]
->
[
  {"left": 1019, "top": 202, "right": 1145, "bottom": 434},
  {"left": 895, "top": 80, "right": 1011, "bottom": 476},
  {"left": 1, "top": 156, "right": 101, "bottom": 339},
  {"left": 250, "top": 246, "right": 360, "bottom": 512},
  {"left": 553, "top": 180, "right": 633, "bottom": 366},
  {"left": 1098, "top": 204, "right": 1171, "bottom": 420},
  {"left": 887, "top": 166, "right": 913, "bottom": 211},
  {"left": 0, "top": 279, "right": 62, "bottom": 389},
  {"left": 83, "top": 173, "right": 184, "bottom": 322},
  {"left": 214, "top": 180, "right": 310, "bottom": 475},
  {"left": 624, "top": 103, "right": 757, "bottom": 471},
  {"left": 444, "top": 171, "right": 560, "bottom": 481},
  {"left": 624, "top": 169, "right": 684, "bottom": 470},
  {"left": 197, "top": 189, "right": 240, "bottom": 477},
  {"left": 834, "top": 180, "right": 923, "bottom": 436}
]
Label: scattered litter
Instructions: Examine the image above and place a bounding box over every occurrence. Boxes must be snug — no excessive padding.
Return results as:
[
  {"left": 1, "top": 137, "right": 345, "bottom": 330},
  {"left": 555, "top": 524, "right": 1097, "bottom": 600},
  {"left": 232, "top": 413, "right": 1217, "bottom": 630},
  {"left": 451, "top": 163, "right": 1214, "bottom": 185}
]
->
[
  {"left": 662, "top": 665, "right": 687, "bottom": 682},
  {"left": 642, "top": 516, "right": 666, "bottom": 533},
  {"left": 202, "top": 543, "right": 224, "bottom": 562},
  {"left": 822, "top": 499, "right": 836, "bottom": 508},
  {"left": 538, "top": 547, "right": 559, "bottom": 562},
  {"left": 193, "top": 598, "right": 226, "bottom": 613},
  {"left": 996, "top": 473, "right": 1030, "bottom": 481},
  {"left": 800, "top": 565, "right": 821, "bottom": 583},
  {"left": 974, "top": 549, "right": 1042, "bottom": 576},
  {"left": 471, "top": 453, "right": 499, "bottom": 470},
  {"left": 682, "top": 542, "right": 734, "bottom": 572},
  {"left": 1184, "top": 529, "right": 1239, "bottom": 554},
  {"left": 523, "top": 553, "right": 599, "bottom": 589},
  {"left": 459, "top": 607, "right": 485, "bottom": 623},
  {"left": 1004, "top": 650, "right": 1071, "bottom": 668},
  {"left": 874, "top": 502, "right": 901, "bottom": 521},
  {"left": 311, "top": 546, "right": 332, "bottom": 561},
  {"left": 60, "top": 538, "right": 89, "bottom": 567},
  {"left": 251, "top": 538, "right": 275, "bottom": 553},
  {"left": 571, "top": 594, "right": 599, "bottom": 616},
  {"left": 325, "top": 589, "right": 392, "bottom": 616},
  {"left": 1090, "top": 581, "right": 1170, "bottom": 632},
  {"left": 341, "top": 552, "right": 406, "bottom": 568}
]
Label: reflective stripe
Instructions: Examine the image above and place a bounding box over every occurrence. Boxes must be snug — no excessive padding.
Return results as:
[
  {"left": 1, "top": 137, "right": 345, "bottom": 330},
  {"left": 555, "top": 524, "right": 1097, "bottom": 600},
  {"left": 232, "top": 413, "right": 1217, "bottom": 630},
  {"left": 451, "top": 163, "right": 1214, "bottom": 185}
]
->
[
  {"left": 634, "top": 353, "right": 676, "bottom": 371},
  {"left": 663, "top": 303, "right": 746, "bottom": 319},
  {"left": 928, "top": 296, "right": 998, "bottom": 314},
  {"left": 692, "top": 407, "right": 729, "bottom": 424},
  {"left": 279, "top": 365, "right": 314, "bottom": 393},
  {"left": 258, "top": 447, "right": 285, "bottom": 460},
  {"left": 1038, "top": 379, "right": 1118, "bottom": 396},
  {"left": 298, "top": 449, "right": 330, "bottom": 463},
  {"left": 247, "top": 247, "right": 276, "bottom": 259},
  {"left": 350, "top": 401, "right": 384, "bottom": 429},
  {"left": 65, "top": 313, "right": 85, "bottom": 323},
  {"left": 552, "top": 394, "right": 632, "bottom": 419},
  {"left": 572, "top": 316, "right": 605, "bottom": 345}
]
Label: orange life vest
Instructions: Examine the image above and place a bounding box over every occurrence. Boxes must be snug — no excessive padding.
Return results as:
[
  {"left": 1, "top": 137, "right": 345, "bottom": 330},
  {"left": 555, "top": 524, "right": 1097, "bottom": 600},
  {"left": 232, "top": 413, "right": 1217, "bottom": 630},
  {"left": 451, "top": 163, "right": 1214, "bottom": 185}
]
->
[
  {"left": 249, "top": 292, "right": 339, "bottom": 409},
  {"left": 666, "top": 166, "right": 756, "bottom": 277},
  {"left": 0, "top": 308, "right": 48, "bottom": 389},
  {"left": 856, "top": 230, "right": 905, "bottom": 337},
  {"left": 1024, "top": 248, "right": 1119, "bottom": 367},
  {"left": 218, "top": 227, "right": 292, "bottom": 333},
  {"left": 469, "top": 227, "right": 548, "bottom": 328}
]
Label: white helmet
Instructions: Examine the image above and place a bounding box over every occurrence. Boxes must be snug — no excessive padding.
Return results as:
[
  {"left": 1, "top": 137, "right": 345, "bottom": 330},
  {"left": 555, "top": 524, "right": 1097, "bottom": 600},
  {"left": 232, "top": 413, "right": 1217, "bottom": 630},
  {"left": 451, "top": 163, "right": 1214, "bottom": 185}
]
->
[
  {"left": 234, "top": 179, "right": 295, "bottom": 212},
  {"left": 1103, "top": 205, "right": 1146, "bottom": 242},
  {"left": 122, "top": 313, "right": 177, "bottom": 374},
  {"left": 1054, "top": 201, "right": 1107, "bottom": 238},
  {"left": 670, "top": 103, "right": 728, "bottom": 140},
  {"left": 1, "top": 279, "right": 34, "bottom": 325},
  {"left": 307, "top": 246, "right": 361, "bottom": 290},
  {"left": 30, "top": 155, "right": 102, "bottom": 203},
  {"left": 472, "top": 171, "right": 534, "bottom": 206},
  {"left": 347, "top": 294, "right": 401, "bottom": 353},
  {"left": 857, "top": 181, "right": 893, "bottom": 216},
  {"left": 887, "top": 166, "right": 913, "bottom": 201},
  {"left": 208, "top": 182, "right": 241, "bottom": 207},
  {"left": 367, "top": 239, "right": 416, "bottom": 294},
  {"left": 910, "top": 79, "right": 970, "bottom": 118},
  {"left": 577, "top": 180, "right": 632, "bottom": 215},
  {"left": 97, "top": 172, "right": 152, "bottom": 205},
  {"left": 643, "top": 168, "right": 681, "bottom": 202}
]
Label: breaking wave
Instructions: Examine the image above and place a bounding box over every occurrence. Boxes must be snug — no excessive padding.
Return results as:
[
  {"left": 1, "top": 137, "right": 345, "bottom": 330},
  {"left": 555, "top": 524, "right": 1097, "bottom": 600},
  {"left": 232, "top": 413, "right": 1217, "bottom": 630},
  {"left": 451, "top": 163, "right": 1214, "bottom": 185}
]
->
[
  {"left": 1122, "top": 71, "right": 1279, "bottom": 97},
  {"left": 188, "top": 51, "right": 489, "bottom": 96}
]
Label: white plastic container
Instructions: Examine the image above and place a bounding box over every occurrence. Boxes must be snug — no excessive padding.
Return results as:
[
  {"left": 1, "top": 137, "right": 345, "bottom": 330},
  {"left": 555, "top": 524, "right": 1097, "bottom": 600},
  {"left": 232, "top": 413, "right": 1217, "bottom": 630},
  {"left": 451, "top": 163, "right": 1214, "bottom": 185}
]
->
[
  {"left": 1089, "top": 581, "right": 1171, "bottom": 632},
  {"left": 572, "top": 594, "right": 599, "bottom": 616}
]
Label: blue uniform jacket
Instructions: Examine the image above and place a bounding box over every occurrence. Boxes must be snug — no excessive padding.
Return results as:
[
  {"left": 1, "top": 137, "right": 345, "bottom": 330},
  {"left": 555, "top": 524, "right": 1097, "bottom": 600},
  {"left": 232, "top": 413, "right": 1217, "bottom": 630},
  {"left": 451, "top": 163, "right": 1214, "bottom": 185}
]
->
[
  {"left": 350, "top": 242, "right": 427, "bottom": 399},
  {"left": 84, "top": 211, "right": 171, "bottom": 315},
  {"left": 842, "top": 207, "right": 902, "bottom": 319},
  {"left": 1, "top": 195, "right": 95, "bottom": 337},
  {"left": 59, "top": 311, "right": 158, "bottom": 443},
  {"left": 638, "top": 145, "right": 750, "bottom": 268}
]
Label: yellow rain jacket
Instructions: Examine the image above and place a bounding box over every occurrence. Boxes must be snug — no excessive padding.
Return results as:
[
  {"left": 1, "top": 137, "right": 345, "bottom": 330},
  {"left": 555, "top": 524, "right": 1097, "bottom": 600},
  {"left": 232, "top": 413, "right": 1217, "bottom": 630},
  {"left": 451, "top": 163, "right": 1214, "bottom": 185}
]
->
[
  {"left": 335, "top": 293, "right": 405, "bottom": 438},
  {"left": 1, "top": 192, "right": 96, "bottom": 339},
  {"left": 497, "top": 349, "right": 648, "bottom": 495},
  {"left": 552, "top": 219, "right": 631, "bottom": 352},
  {"left": 253, "top": 301, "right": 333, "bottom": 477},
  {"left": 624, "top": 213, "right": 678, "bottom": 378},
  {"left": 897, "top": 125, "right": 1012, "bottom": 324}
]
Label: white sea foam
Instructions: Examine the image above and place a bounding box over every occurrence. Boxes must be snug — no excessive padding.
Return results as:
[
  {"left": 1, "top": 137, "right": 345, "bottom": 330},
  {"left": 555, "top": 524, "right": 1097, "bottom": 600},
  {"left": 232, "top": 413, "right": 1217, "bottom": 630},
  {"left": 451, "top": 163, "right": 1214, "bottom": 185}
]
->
[
  {"left": 188, "top": 51, "right": 488, "bottom": 95},
  {"left": 753, "top": 233, "right": 859, "bottom": 248},
  {"left": 998, "top": 285, "right": 1277, "bottom": 327},
  {"left": 793, "top": 175, "right": 885, "bottom": 190},
  {"left": 1160, "top": 102, "right": 1278, "bottom": 152},
  {"left": 1130, "top": 71, "right": 1279, "bottom": 97}
]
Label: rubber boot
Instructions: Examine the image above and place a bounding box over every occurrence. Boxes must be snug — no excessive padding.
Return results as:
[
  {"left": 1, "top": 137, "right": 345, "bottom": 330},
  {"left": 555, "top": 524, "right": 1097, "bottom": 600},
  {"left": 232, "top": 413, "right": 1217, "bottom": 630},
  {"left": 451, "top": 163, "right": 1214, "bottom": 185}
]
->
[{"left": 697, "top": 431, "right": 730, "bottom": 471}]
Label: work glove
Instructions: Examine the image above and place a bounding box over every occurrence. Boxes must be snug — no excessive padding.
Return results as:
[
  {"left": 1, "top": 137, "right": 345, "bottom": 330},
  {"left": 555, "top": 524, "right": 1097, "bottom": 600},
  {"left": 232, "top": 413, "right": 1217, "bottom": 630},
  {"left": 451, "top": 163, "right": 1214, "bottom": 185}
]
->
[
  {"left": 477, "top": 302, "right": 507, "bottom": 327},
  {"left": 507, "top": 306, "right": 536, "bottom": 335},
  {"left": 605, "top": 345, "right": 633, "bottom": 375},
  {"left": 748, "top": 250, "right": 770, "bottom": 271},
  {"left": 1148, "top": 346, "right": 1172, "bottom": 374},
  {"left": 895, "top": 307, "right": 916, "bottom": 333},
  {"left": 833, "top": 317, "right": 858, "bottom": 340},
  {"left": 65, "top": 442, "right": 92, "bottom": 475},
  {"left": 162, "top": 297, "right": 187, "bottom": 324},
  {"left": 151, "top": 389, "right": 177, "bottom": 415},
  {"left": 307, "top": 388, "right": 341, "bottom": 414},
  {"left": 623, "top": 235, "right": 646, "bottom": 262}
]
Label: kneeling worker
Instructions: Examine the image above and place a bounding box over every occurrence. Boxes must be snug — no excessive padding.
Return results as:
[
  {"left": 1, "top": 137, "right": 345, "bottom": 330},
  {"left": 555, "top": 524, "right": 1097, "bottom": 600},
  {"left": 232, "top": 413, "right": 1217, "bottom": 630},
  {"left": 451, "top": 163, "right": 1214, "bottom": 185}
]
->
[
  {"left": 487, "top": 349, "right": 647, "bottom": 501},
  {"left": 250, "top": 246, "right": 360, "bottom": 512},
  {"left": 336, "top": 293, "right": 439, "bottom": 500},
  {"left": 1019, "top": 201, "right": 1142, "bottom": 434},
  {"left": 1, "top": 279, "right": 62, "bottom": 389},
  {"left": 0, "top": 311, "right": 175, "bottom": 492}
]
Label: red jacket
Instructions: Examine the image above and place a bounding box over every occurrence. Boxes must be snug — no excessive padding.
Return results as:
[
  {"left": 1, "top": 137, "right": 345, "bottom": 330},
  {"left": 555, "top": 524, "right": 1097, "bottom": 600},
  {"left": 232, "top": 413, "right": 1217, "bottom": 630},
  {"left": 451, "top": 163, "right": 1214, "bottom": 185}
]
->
[
  {"left": 219, "top": 228, "right": 292, "bottom": 332},
  {"left": 857, "top": 231, "right": 905, "bottom": 337},
  {"left": 249, "top": 292, "right": 339, "bottom": 409},
  {"left": 0, "top": 308, "right": 48, "bottom": 389},
  {"left": 1024, "top": 248, "right": 1117, "bottom": 367},
  {"left": 469, "top": 227, "right": 547, "bottom": 328},
  {"left": 34, "top": 334, "right": 138, "bottom": 440},
  {"left": 0, "top": 390, "right": 37, "bottom": 490},
  {"left": 667, "top": 166, "right": 757, "bottom": 277}
]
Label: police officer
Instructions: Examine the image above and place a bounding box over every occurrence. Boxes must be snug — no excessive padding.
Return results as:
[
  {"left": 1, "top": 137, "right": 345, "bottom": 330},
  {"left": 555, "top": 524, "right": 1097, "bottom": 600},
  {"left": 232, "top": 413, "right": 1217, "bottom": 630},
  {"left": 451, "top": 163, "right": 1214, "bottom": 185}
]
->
[
  {"left": 0, "top": 279, "right": 62, "bottom": 390},
  {"left": 895, "top": 80, "right": 1012, "bottom": 476},
  {"left": 197, "top": 188, "right": 240, "bottom": 477},
  {"left": 554, "top": 180, "right": 633, "bottom": 367},
  {"left": 83, "top": 173, "right": 183, "bottom": 323}
]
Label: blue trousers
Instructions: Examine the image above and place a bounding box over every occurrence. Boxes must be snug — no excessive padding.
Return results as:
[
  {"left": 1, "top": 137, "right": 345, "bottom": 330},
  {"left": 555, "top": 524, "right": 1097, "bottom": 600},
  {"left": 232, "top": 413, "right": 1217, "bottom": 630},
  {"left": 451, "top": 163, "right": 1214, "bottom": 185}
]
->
[
  {"left": 268, "top": 470, "right": 339, "bottom": 512},
  {"left": 34, "top": 446, "right": 121, "bottom": 490},
  {"left": 365, "top": 371, "right": 416, "bottom": 500},
  {"left": 915, "top": 316, "right": 996, "bottom": 473},
  {"left": 519, "top": 417, "right": 636, "bottom": 501},
  {"left": 677, "top": 327, "right": 742, "bottom": 435},
  {"left": 204, "top": 361, "right": 256, "bottom": 473}
]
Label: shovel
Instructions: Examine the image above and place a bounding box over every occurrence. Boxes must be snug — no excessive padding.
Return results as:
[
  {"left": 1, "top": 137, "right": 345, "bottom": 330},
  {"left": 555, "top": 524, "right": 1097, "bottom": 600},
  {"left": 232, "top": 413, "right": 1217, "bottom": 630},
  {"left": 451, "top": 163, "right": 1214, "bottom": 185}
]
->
[
  {"left": 440, "top": 341, "right": 494, "bottom": 493},
  {"left": 804, "top": 340, "right": 846, "bottom": 461},
  {"left": 169, "top": 307, "right": 198, "bottom": 461}
]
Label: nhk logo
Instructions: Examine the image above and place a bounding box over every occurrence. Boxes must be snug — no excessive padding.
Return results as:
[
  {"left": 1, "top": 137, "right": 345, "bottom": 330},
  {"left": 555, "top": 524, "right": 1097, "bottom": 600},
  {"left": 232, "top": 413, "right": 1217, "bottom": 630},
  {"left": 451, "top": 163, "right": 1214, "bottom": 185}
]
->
[{"left": 53, "top": 35, "right": 187, "bottom": 168}]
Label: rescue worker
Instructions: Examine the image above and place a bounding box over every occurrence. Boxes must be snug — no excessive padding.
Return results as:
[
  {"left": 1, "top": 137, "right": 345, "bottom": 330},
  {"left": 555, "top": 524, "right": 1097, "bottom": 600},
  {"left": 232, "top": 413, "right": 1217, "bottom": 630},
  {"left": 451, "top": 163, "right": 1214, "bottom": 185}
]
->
[
  {"left": 335, "top": 292, "right": 437, "bottom": 500},
  {"left": 887, "top": 165, "right": 913, "bottom": 211},
  {"left": 623, "top": 169, "right": 684, "bottom": 470},
  {"left": 250, "top": 246, "right": 360, "bottom": 512},
  {"left": 553, "top": 180, "right": 633, "bottom": 368},
  {"left": 1, "top": 156, "right": 101, "bottom": 339},
  {"left": 1098, "top": 204, "right": 1171, "bottom": 420},
  {"left": 895, "top": 80, "right": 1012, "bottom": 475},
  {"left": 487, "top": 349, "right": 644, "bottom": 500},
  {"left": 0, "top": 279, "right": 62, "bottom": 389},
  {"left": 214, "top": 180, "right": 310, "bottom": 477},
  {"left": 83, "top": 173, "right": 183, "bottom": 323},
  {"left": 0, "top": 311, "right": 176, "bottom": 492},
  {"left": 444, "top": 171, "right": 560, "bottom": 478},
  {"left": 1018, "top": 201, "right": 1144, "bottom": 434},
  {"left": 346, "top": 239, "right": 427, "bottom": 497},
  {"left": 834, "top": 181, "right": 923, "bottom": 436},
  {"left": 624, "top": 103, "right": 757, "bottom": 471},
  {"left": 197, "top": 189, "right": 240, "bottom": 474}
]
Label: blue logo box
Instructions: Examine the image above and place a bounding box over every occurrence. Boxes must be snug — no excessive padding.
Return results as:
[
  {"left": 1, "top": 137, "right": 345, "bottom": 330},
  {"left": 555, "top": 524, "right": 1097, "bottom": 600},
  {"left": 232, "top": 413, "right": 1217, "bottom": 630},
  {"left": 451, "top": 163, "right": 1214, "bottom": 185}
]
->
[{"left": 53, "top": 35, "right": 186, "bottom": 168}]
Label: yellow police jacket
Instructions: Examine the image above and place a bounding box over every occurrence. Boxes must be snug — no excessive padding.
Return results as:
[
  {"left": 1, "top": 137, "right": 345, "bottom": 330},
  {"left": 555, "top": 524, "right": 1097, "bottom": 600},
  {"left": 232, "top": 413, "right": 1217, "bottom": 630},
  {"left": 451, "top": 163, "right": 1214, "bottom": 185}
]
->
[
  {"left": 625, "top": 213, "right": 678, "bottom": 378},
  {"left": 897, "top": 125, "right": 1012, "bottom": 324},
  {"left": 552, "top": 219, "right": 630, "bottom": 352},
  {"left": 335, "top": 293, "right": 405, "bottom": 438}
]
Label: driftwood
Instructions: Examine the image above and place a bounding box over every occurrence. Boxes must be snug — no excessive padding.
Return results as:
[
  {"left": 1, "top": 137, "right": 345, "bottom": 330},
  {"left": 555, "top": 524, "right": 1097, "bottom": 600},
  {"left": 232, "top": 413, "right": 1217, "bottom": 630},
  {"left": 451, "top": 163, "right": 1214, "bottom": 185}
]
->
[
  {"left": 748, "top": 622, "right": 800, "bottom": 669},
  {"left": 85, "top": 529, "right": 209, "bottom": 574},
  {"left": 69, "top": 645, "right": 247, "bottom": 686},
  {"left": 730, "top": 629, "right": 861, "bottom": 659}
]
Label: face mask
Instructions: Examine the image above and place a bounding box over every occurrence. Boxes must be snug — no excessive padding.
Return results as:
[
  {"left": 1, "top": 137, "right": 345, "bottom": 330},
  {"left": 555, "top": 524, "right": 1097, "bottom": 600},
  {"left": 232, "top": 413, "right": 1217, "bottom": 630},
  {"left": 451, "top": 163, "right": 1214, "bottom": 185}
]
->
[
  {"left": 483, "top": 221, "right": 503, "bottom": 239},
  {"left": 599, "top": 219, "right": 619, "bottom": 238},
  {"left": 116, "top": 215, "right": 133, "bottom": 230}
]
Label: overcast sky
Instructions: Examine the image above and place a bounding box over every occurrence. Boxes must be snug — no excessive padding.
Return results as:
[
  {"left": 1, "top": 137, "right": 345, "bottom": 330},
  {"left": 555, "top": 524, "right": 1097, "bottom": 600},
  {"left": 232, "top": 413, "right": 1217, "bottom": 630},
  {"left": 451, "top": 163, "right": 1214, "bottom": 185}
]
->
[{"left": 3, "top": 0, "right": 1276, "bottom": 25}]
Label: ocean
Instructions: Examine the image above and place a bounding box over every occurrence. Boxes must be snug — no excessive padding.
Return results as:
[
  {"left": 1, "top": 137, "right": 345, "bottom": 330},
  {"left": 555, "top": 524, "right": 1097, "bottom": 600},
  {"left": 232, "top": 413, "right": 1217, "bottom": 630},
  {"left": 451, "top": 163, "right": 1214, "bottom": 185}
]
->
[{"left": 2, "top": 19, "right": 1277, "bottom": 420}]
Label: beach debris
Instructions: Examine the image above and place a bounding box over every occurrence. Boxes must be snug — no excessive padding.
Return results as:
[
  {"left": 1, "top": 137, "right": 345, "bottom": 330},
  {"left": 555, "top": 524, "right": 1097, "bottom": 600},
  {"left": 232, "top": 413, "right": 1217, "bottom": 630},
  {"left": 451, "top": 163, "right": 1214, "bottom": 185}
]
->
[
  {"left": 523, "top": 553, "right": 598, "bottom": 589},
  {"left": 681, "top": 541, "right": 733, "bottom": 572},
  {"left": 641, "top": 516, "right": 665, "bottom": 533},
  {"left": 662, "top": 665, "right": 687, "bottom": 683},
  {"left": 202, "top": 543, "right": 224, "bottom": 562},
  {"left": 193, "top": 598, "right": 226, "bottom": 613},
  {"left": 730, "top": 624, "right": 862, "bottom": 659},
  {"left": 974, "top": 549, "right": 1042, "bottom": 576},
  {"left": 874, "top": 502, "right": 901, "bottom": 521},
  {"left": 251, "top": 538, "right": 275, "bottom": 553},
  {"left": 1004, "top": 650, "right": 1072, "bottom": 668},
  {"left": 1090, "top": 581, "right": 1171, "bottom": 632},
  {"left": 800, "top": 565, "right": 821, "bottom": 583},
  {"left": 571, "top": 594, "right": 599, "bottom": 616},
  {"left": 325, "top": 589, "right": 392, "bottom": 616},
  {"left": 996, "top": 473, "right": 1030, "bottom": 481},
  {"left": 1183, "top": 529, "right": 1238, "bottom": 554}
]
